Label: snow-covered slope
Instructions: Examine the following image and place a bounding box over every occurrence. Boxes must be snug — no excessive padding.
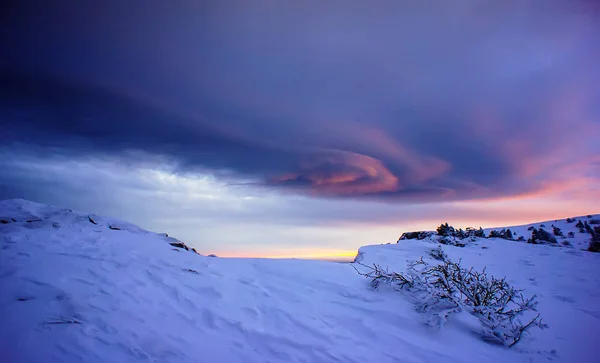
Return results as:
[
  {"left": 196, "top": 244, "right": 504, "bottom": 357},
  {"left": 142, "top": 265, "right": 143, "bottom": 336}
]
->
[{"left": 1, "top": 200, "right": 599, "bottom": 363}]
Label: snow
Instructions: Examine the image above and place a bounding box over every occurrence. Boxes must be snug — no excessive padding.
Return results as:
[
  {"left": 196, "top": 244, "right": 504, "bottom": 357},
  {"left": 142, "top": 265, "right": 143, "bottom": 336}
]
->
[{"left": 1, "top": 199, "right": 599, "bottom": 363}]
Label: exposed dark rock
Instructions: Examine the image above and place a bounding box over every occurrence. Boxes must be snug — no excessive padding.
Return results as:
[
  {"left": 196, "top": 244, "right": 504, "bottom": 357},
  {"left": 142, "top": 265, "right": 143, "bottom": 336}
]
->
[
  {"left": 88, "top": 216, "right": 98, "bottom": 225},
  {"left": 0, "top": 220, "right": 9, "bottom": 224},
  {"left": 109, "top": 225, "right": 121, "bottom": 230},
  {"left": 438, "top": 236, "right": 466, "bottom": 247},
  {"left": 169, "top": 242, "right": 189, "bottom": 251},
  {"left": 398, "top": 231, "right": 434, "bottom": 241}
]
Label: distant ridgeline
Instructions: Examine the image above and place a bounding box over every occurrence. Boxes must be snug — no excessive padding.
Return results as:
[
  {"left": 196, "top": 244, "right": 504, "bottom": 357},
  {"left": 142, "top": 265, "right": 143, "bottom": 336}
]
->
[{"left": 398, "top": 216, "right": 600, "bottom": 252}]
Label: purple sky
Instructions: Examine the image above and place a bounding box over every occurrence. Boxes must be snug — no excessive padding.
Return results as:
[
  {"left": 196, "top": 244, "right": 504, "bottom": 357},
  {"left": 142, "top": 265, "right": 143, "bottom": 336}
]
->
[{"left": 1, "top": 1, "right": 599, "bottom": 257}]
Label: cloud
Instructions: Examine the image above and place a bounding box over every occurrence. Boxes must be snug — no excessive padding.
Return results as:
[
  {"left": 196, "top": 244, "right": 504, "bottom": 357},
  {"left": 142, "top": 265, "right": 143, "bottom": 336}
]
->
[
  {"left": 273, "top": 149, "right": 399, "bottom": 196},
  {"left": 1, "top": 0, "right": 599, "bottom": 204},
  {"left": 1, "top": 148, "right": 597, "bottom": 256}
]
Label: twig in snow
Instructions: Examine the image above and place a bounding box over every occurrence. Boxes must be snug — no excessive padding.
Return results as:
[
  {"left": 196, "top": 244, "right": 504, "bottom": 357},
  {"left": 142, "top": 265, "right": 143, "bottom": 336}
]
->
[{"left": 45, "top": 317, "right": 83, "bottom": 325}]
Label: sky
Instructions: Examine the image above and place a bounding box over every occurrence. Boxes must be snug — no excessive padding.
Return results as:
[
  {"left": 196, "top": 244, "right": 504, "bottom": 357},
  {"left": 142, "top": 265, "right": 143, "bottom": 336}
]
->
[{"left": 1, "top": 1, "right": 599, "bottom": 258}]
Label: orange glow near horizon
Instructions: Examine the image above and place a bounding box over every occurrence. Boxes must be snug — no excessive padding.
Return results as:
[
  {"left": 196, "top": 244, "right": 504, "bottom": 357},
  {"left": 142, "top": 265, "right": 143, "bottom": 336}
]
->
[
  {"left": 201, "top": 203, "right": 598, "bottom": 260},
  {"left": 211, "top": 250, "right": 359, "bottom": 260}
]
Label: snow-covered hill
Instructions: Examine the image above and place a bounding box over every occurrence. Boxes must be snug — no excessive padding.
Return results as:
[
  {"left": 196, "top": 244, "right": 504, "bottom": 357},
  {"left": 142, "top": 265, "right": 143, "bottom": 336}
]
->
[
  {"left": 393, "top": 214, "right": 600, "bottom": 250},
  {"left": 1, "top": 200, "right": 599, "bottom": 363},
  {"left": 482, "top": 214, "right": 600, "bottom": 250}
]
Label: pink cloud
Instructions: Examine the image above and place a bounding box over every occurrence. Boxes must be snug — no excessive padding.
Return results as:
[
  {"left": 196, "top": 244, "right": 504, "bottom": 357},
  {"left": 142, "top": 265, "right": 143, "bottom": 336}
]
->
[
  {"left": 276, "top": 149, "right": 399, "bottom": 195},
  {"left": 313, "top": 122, "right": 452, "bottom": 183}
]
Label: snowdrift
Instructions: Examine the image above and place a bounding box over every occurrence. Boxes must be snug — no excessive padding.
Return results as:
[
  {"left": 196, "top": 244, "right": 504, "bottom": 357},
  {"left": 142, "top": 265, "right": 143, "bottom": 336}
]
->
[{"left": 1, "top": 199, "right": 599, "bottom": 363}]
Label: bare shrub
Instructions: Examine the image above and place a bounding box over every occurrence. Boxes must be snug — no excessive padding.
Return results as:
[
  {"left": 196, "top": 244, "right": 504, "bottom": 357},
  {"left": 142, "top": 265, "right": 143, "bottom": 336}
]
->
[{"left": 353, "top": 257, "right": 547, "bottom": 347}]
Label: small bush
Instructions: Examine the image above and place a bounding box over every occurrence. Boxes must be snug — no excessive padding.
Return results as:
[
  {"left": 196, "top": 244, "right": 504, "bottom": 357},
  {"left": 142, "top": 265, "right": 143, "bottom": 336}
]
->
[
  {"left": 589, "top": 219, "right": 600, "bottom": 225},
  {"left": 488, "top": 229, "right": 513, "bottom": 240},
  {"left": 474, "top": 227, "right": 486, "bottom": 238},
  {"left": 567, "top": 231, "right": 575, "bottom": 238},
  {"left": 428, "top": 246, "right": 448, "bottom": 261},
  {"left": 527, "top": 226, "right": 534, "bottom": 231},
  {"left": 354, "top": 258, "right": 547, "bottom": 347},
  {"left": 527, "top": 228, "right": 557, "bottom": 244},
  {"left": 436, "top": 223, "right": 455, "bottom": 237},
  {"left": 552, "top": 226, "right": 563, "bottom": 237},
  {"left": 489, "top": 230, "right": 501, "bottom": 238},
  {"left": 463, "top": 227, "right": 485, "bottom": 238},
  {"left": 505, "top": 229, "right": 513, "bottom": 240},
  {"left": 436, "top": 224, "right": 485, "bottom": 239},
  {"left": 566, "top": 218, "right": 575, "bottom": 223},
  {"left": 585, "top": 222, "right": 594, "bottom": 235},
  {"left": 576, "top": 220, "right": 585, "bottom": 233},
  {"left": 517, "top": 236, "right": 526, "bottom": 242},
  {"left": 589, "top": 227, "right": 600, "bottom": 253}
]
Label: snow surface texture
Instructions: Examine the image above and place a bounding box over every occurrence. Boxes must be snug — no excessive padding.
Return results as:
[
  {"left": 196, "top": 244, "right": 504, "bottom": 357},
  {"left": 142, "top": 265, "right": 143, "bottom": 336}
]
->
[{"left": 1, "top": 199, "right": 599, "bottom": 363}]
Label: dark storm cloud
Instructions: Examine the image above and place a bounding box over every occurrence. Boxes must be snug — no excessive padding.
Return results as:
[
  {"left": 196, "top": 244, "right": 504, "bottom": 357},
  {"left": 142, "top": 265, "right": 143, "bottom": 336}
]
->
[
  {"left": 0, "top": 72, "right": 302, "bottom": 178},
  {"left": 1, "top": 0, "right": 599, "bottom": 202}
]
